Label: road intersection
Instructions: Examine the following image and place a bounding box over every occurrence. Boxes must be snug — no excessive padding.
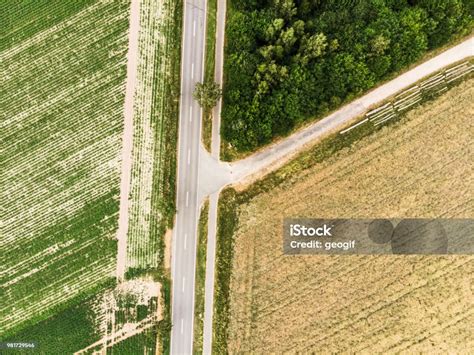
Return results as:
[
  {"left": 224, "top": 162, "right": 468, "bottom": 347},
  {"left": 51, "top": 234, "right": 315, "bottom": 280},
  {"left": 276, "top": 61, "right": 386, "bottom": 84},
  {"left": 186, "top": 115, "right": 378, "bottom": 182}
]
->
[{"left": 170, "top": 2, "right": 473, "bottom": 350}]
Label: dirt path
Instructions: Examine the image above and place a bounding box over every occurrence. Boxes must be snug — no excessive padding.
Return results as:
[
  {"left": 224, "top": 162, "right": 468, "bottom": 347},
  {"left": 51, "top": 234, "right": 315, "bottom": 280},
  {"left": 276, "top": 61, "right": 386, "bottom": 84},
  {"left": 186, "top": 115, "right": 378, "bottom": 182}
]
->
[{"left": 116, "top": 0, "right": 140, "bottom": 281}]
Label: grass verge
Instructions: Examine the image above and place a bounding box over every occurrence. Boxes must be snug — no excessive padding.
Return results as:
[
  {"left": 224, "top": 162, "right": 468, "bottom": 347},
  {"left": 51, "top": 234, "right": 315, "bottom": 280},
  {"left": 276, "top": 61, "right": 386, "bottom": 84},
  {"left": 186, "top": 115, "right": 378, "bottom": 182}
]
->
[
  {"left": 212, "top": 189, "right": 238, "bottom": 354},
  {"left": 155, "top": 2, "right": 182, "bottom": 351},
  {"left": 193, "top": 200, "right": 210, "bottom": 353},
  {"left": 202, "top": 0, "right": 218, "bottom": 151},
  {"left": 157, "top": 275, "right": 172, "bottom": 354}
]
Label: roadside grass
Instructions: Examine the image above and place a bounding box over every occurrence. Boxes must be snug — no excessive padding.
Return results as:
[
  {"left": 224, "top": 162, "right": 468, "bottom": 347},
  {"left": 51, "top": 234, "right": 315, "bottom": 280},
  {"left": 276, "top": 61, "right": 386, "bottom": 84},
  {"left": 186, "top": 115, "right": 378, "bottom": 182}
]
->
[
  {"left": 151, "top": 1, "right": 182, "bottom": 351},
  {"left": 202, "top": 0, "right": 218, "bottom": 151},
  {"left": 213, "top": 189, "right": 238, "bottom": 355},
  {"left": 157, "top": 274, "right": 172, "bottom": 355},
  {"left": 212, "top": 76, "right": 474, "bottom": 352},
  {"left": 193, "top": 200, "right": 210, "bottom": 354}
]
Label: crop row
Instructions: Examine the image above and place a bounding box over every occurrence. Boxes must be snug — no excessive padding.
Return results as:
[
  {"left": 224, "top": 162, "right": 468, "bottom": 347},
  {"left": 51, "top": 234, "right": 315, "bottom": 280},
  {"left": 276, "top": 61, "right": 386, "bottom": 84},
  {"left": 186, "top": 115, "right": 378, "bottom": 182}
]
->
[
  {"left": 1, "top": 0, "right": 129, "bottom": 336},
  {"left": 1, "top": 258, "right": 115, "bottom": 335},
  {"left": 1, "top": 3, "right": 129, "bottom": 133},
  {"left": 126, "top": 0, "right": 166, "bottom": 270},
  {"left": 125, "top": 0, "right": 180, "bottom": 272}
]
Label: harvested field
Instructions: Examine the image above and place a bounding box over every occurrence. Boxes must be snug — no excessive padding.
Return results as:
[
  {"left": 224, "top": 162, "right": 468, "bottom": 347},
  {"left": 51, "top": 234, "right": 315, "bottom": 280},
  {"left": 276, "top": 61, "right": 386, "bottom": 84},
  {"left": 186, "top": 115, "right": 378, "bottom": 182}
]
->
[
  {"left": 1, "top": 0, "right": 130, "bottom": 336},
  {"left": 223, "top": 79, "right": 473, "bottom": 353}
]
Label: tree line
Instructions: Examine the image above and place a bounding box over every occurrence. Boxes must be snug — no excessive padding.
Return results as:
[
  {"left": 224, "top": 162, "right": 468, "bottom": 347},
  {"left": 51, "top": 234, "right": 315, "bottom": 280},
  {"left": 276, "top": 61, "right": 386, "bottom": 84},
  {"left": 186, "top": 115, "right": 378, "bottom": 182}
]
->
[{"left": 221, "top": 0, "right": 473, "bottom": 152}]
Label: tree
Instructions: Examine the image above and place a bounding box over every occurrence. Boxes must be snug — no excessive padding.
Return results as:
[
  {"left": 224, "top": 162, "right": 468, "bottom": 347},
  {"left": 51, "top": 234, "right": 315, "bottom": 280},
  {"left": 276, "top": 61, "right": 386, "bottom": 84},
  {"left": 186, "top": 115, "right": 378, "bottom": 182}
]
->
[
  {"left": 300, "top": 32, "right": 327, "bottom": 64},
  {"left": 221, "top": 0, "right": 472, "bottom": 153},
  {"left": 370, "top": 34, "right": 390, "bottom": 55},
  {"left": 274, "top": 0, "right": 297, "bottom": 20},
  {"left": 277, "top": 27, "right": 297, "bottom": 52},
  {"left": 193, "top": 81, "right": 222, "bottom": 110}
]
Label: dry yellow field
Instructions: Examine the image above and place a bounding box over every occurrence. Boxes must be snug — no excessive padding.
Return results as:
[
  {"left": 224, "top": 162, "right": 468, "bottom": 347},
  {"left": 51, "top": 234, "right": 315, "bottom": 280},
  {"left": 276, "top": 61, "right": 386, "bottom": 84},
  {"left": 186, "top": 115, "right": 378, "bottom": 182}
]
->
[{"left": 227, "top": 79, "right": 474, "bottom": 353}]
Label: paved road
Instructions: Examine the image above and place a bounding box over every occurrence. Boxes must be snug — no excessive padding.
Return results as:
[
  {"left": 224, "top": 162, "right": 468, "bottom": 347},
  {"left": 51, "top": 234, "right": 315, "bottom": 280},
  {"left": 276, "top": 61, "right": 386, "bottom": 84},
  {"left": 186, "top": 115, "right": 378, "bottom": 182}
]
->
[{"left": 170, "top": 0, "right": 206, "bottom": 354}]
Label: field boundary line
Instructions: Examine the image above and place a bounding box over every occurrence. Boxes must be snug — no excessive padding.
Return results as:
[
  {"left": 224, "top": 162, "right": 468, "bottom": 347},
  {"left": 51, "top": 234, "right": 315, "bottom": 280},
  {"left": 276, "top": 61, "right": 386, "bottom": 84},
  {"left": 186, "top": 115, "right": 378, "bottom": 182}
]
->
[{"left": 116, "top": 0, "right": 141, "bottom": 281}]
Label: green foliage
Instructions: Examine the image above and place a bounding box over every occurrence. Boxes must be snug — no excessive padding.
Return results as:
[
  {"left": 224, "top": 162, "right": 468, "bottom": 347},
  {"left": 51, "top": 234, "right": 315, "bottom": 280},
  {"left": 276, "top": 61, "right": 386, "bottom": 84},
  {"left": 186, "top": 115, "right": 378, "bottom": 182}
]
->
[
  {"left": 193, "top": 201, "right": 209, "bottom": 354},
  {"left": 221, "top": 0, "right": 473, "bottom": 154},
  {"left": 1, "top": 0, "right": 96, "bottom": 51},
  {"left": 2, "top": 281, "right": 115, "bottom": 354},
  {"left": 193, "top": 81, "right": 222, "bottom": 110},
  {"left": 212, "top": 190, "right": 239, "bottom": 355}
]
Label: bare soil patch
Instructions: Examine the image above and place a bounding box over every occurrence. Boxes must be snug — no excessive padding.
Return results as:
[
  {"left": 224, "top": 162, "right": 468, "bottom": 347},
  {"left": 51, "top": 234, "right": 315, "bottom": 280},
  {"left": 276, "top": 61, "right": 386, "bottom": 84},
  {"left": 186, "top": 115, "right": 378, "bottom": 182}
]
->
[{"left": 164, "top": 229, "right": 172, "bottom": 270}]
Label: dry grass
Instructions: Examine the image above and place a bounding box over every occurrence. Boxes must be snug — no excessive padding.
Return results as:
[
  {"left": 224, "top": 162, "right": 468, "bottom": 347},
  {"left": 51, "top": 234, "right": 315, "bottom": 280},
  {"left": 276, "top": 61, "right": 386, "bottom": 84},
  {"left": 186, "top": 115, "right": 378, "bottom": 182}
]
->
[{"left": 227, "top": 79, "right": 474, "bottom": 353}]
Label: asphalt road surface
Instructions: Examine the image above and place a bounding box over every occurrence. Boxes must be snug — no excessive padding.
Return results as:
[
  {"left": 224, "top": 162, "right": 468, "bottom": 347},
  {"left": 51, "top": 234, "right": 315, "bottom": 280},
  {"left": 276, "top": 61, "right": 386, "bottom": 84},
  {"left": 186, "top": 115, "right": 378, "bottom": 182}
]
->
[{"left": 170, "top": 0, "right": 206, "bottom": 354}]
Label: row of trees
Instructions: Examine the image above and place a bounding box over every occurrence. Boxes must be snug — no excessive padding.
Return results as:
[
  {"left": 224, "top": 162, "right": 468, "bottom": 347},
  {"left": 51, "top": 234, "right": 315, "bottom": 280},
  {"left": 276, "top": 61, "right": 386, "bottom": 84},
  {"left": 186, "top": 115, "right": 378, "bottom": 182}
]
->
[{"left": 221, "top": 0, "right": 473, "bottom": 152}]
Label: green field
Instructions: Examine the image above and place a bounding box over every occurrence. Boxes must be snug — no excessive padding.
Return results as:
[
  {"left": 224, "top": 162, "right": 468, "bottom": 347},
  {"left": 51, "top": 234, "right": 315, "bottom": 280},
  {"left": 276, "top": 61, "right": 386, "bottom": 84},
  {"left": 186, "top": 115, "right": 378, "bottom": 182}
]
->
[
  {"left": 1, "top": 0, "right": 130, "bottom": 336},
  {"left": 107, "top": 327, "right": 158, "bottom": 355},
  {"left": 1, "top": 0, "right": 96, "bottom": 51},
  {"left": 1, "top": 0, "right": 181, "bottom": 351},
  {"left": 3, "top": 282, "right": 114, "bottom": 354}
]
